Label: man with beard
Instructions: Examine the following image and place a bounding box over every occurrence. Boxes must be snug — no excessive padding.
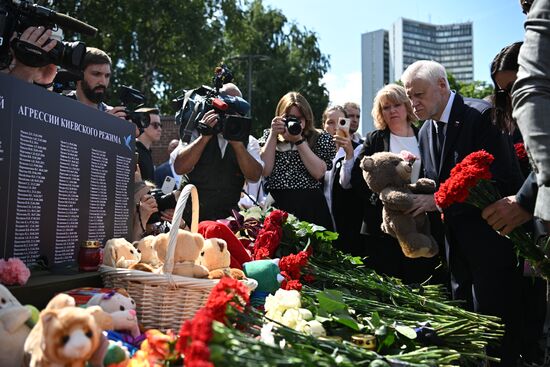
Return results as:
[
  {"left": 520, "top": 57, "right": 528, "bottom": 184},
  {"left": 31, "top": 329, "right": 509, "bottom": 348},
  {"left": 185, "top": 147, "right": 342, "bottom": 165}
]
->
[{"left": 70, "top": 47, "right": 126, "bottom": 118}]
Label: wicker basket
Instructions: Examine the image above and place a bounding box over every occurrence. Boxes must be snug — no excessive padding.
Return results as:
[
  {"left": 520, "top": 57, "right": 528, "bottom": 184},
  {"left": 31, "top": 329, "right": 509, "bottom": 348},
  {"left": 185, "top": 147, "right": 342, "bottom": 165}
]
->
[{"left": 100, "top": 184, "right": 257, "bottom": 331}]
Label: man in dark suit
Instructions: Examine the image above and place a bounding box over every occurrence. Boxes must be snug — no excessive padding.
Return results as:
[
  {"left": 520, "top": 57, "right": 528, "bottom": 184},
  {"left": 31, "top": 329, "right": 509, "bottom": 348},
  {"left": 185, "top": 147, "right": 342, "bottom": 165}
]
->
[{"left": 401, "top": 60, "right": 524, "bottom": 366}]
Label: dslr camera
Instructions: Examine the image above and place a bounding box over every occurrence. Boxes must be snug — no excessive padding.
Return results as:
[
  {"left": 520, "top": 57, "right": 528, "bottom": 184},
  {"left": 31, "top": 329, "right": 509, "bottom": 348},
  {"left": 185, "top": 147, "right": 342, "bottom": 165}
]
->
[
  {"left": 174, "top": 64, "right": 252, "bottom": 144},
  {"left": 119, "top": 85, "right": 154, "bottom": 132},
  {"left": 147, "top": 188, "right": 177, "bottom": 224},
  {"left": 0, "top": 0, "right": 97, "bottom": 72},
  {"left": 283, "top": 115, "right": 302, "bottom": 136}
]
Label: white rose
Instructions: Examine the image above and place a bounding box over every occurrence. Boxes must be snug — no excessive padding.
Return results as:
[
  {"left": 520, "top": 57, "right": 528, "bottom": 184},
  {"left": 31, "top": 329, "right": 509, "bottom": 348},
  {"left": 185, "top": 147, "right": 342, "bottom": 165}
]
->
[
  {"left": 274, "top": 289, "right": 301, "bottom": 309},
  {"left": 304, "top": 320, "right": 326, "bottom": 337},
  {"left": 281, "top": 308, "right": 301, "bottom": 328},
  {"left": 298, "top": 308, "right": 313, "bottom": 321}
]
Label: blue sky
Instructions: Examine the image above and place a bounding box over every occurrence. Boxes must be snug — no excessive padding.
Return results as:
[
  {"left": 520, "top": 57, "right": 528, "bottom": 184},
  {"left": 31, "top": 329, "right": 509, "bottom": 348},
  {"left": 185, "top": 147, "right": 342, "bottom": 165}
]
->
[{"left": 263, "top": 0, "right": 526, "bottom": 106}]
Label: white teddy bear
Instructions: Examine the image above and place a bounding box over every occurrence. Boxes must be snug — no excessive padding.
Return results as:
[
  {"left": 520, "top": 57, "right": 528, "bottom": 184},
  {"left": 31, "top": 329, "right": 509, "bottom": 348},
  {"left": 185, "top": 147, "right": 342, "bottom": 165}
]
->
[{"left": 0, "top": 284, "right": 32, "bottom": 367}]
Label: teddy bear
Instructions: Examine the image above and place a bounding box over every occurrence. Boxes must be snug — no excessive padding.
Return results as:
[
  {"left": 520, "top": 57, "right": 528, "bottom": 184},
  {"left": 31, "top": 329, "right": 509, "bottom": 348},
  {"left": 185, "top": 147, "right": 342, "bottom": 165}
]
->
[
  {"left": 360, "top": 151, "right": 439, "bottom": 258},
  {"left": 24, "top": 293, "right": 113, "bottom": 367},
  {"left": 197, "top": 238, "right": 246, "bottom": 279},
  {"left": 103, "top": 238, "right": 141, "bottom": 268},
  {"left": 0, "top": 284, "right": 33, "bottom": 367},
  {"left": 86, "top": 288, "right": 141, "bottom": 339},
  {"left": 154, "top": 230, "right": 209, "bottom": 278},
  {"left": 134, "top": 235, "right": 162, "bottom": 267}
]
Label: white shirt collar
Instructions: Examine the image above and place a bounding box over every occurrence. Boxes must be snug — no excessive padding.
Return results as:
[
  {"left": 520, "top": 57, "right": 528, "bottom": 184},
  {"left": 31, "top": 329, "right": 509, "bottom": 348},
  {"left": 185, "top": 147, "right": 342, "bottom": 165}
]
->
[{"left": 436, "top": 91, "right": 455, "bottom": 124}]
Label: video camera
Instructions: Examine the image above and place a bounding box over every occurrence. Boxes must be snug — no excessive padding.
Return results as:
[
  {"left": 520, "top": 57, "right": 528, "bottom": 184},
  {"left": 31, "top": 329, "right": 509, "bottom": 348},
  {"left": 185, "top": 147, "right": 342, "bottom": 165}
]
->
[
  {"left": 175, "top": 64, "right": 252, "bottom": 144},
  {"left": 119, "top": 85, "right": 153, "bottom": 132},
  {"left": 0, "top": 0, "right": 97, "bottom": 73}
]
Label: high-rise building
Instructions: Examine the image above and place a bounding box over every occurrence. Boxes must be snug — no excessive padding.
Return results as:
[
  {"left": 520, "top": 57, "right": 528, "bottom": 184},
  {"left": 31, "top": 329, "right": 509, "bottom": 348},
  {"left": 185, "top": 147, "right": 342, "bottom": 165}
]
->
[{"left": 361, "top": 18, "right": 473, "bottom": 134}]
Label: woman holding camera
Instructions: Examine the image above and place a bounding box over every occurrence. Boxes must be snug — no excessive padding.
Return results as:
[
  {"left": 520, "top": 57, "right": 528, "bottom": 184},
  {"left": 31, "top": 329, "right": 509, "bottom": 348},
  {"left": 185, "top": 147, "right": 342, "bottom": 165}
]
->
[{"left": 259, "top": 91, "right": 336, "bottom": 229}]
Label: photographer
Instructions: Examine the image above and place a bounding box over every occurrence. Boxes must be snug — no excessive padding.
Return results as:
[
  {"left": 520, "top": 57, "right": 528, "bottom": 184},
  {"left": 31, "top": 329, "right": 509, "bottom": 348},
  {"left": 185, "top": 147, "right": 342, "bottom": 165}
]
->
[
  {"left": 260, "top": 91, "right": 336, "bottom": 230},
  {"left": 68, "top": 47, "right": 126, "bottom": 118},
  {"left": 6, "top": 26, "right": 57, "bottom": 84},
  {"left": 173, "top": 83, "right": 263, "bottom": 221},
  {"left": 135, "top": 107, "right": 161, "bottom": 182}
]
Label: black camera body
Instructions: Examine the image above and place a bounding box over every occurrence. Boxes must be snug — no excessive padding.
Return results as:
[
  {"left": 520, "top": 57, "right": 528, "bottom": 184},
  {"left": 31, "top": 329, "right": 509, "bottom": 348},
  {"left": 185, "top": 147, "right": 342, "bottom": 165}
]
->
[
  {"left": 147, "top": 189, "right": 177, "bottom": 224},
  {"left": 175, "top": 64, "right": 252, "bottom": 144},
  {"left": 0, "top": 0, "right": 97, "bottom": 72},
  {"left": 119, "top": 85, "right": 151, "bottom": 131},
  {"left": 284, "top": 115, "right": 302, "bottom": 136}
]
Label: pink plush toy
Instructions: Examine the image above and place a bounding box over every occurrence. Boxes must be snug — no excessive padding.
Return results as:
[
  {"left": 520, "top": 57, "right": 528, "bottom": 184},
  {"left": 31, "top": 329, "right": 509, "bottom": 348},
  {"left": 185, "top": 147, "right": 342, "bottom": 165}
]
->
[{"left": 86, "top": 289, "right": 140, "bottom": 339}]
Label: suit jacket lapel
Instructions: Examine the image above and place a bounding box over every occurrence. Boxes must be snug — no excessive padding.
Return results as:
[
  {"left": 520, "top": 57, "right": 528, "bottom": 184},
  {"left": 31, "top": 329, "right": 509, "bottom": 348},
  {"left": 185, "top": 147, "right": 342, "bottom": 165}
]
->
[{"left": 439, "top": 95, "right": 464, "bottom": 175}]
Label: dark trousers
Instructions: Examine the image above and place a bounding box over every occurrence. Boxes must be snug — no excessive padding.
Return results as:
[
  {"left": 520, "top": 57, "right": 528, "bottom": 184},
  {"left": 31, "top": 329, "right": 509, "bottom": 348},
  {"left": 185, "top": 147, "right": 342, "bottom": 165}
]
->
[
  {"left": 445, "top": 213, "right": 524, "bottom": 367},
  {"left": 270, "top": 188, "right": 333, "bottom": 231},
  {"left": 360, "top": 233, "right": 447, "bottom": 285}
]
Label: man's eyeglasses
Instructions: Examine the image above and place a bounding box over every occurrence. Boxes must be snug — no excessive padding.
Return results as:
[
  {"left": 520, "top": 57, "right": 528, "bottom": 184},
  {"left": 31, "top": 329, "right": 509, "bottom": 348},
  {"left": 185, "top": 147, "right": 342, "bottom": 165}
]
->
[{"left": 150, "top": 122, "right": 162, "bottom": 129}]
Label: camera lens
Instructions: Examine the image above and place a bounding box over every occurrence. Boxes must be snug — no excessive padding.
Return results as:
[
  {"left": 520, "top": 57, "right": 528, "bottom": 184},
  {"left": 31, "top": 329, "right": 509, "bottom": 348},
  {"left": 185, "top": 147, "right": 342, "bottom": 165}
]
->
[{"left": 285, "top": 116, "right": 302, "bottom": 136}]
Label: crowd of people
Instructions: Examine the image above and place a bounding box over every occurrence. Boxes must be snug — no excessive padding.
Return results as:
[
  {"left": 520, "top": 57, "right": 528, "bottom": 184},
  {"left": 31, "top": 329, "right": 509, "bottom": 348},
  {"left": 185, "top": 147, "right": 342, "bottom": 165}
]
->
[{"left": 4, "top": 0, "right": 550, "bottom": 365}]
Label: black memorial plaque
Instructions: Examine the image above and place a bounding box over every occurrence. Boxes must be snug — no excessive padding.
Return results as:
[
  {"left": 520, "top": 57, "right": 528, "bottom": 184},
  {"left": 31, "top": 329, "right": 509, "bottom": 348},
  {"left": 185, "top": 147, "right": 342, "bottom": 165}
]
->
[{"left": 0, "top": 73, "right": 135, "bottom": 265}]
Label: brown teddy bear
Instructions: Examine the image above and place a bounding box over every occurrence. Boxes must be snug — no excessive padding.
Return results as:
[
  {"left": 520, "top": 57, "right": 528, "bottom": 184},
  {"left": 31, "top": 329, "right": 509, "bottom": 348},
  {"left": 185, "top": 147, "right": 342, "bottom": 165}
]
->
[
  {"left": 360, "top": 152, "right": 439, "bottom": 258},
  {"left": 197, "top": 238, "right": 246, "bottom": 280},
  {"left": 154, "top": 230, "right": 209, "bottom": 278}
]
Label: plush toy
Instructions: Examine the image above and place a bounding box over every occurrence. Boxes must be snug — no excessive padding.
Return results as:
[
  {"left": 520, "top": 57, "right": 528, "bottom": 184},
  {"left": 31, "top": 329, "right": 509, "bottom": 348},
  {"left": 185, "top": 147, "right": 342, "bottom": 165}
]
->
[
  {"left": 243, "top": 259, "right": 285, "bottom": 308},
  {"left": 24, "top": 293, "right": 113, "bottom": 367},
  {"left": 0, "top": 284, "right": 32, "bottom": 367},
  {"left": 197, "top": 238, "right": 246, "bottom": 279},
  {"left": 134, "top": 235, "right": 162, "bottom": 267},
  {"left": 198, "top": 221, "right": 252, "bottom": 269},
  {"left": 360, "top": 151, "right": 439, "bottom": 258},
  {"left": 103, "top": 238, "right": 141, "bottom": 268},
  {"left": 86, "top": 288, "right": 140, "bottom": 339},
  {"left": 243, "top": 259, "right": 285, "bottom": 293},
  {"left": 154, "top": 230, "right": 209, "bottom": 278}
]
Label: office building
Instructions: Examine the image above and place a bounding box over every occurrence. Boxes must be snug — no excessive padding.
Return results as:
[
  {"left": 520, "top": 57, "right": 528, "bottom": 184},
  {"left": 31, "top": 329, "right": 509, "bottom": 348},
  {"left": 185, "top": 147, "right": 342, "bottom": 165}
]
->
[{"left": 361, "top": 18, "right": 473, "bottom": 133}]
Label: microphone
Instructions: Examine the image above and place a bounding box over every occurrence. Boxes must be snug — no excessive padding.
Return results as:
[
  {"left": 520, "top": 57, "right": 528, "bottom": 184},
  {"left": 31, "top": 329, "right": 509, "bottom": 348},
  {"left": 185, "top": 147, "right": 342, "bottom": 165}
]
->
[{"left": 28, "top": 4, "right": 98, "bottom": 37}]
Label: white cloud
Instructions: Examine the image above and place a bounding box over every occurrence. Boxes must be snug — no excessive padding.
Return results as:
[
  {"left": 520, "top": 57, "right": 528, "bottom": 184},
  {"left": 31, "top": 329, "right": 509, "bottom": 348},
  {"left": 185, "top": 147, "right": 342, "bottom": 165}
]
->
[{"left": 321, "top": 71, "right": 362, "bottom": 106}]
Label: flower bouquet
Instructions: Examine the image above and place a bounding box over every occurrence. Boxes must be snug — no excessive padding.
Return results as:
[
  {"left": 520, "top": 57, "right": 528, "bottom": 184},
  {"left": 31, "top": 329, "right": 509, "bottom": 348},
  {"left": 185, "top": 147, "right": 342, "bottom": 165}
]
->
[{"left": 434, "top": 150, "right": 550, "bottom": 279}]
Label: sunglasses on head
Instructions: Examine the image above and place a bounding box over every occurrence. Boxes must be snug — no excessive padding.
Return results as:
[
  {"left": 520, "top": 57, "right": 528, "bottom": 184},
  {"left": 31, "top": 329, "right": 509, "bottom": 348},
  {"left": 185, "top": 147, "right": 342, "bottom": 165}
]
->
[{"left": 150, "top": 122, "right": 162, "bottom": 129}]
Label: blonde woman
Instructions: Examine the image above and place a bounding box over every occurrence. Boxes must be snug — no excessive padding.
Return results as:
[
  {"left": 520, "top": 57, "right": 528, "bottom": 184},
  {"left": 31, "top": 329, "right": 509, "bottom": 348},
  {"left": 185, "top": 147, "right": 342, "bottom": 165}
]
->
[
  {"left": 350, "top": 84, "right": 442, "bottom": 283},
  {"left": 259, "top": 92, "right": 336, "bottom": 229}
]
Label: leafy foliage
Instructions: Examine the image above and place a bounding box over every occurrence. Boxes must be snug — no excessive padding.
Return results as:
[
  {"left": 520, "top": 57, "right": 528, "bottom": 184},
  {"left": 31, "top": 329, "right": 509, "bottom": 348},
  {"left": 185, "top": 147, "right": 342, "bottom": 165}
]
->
[
  {"left": 50, "top": 0, "right": 330, "bottom": 137},
  {"left": 447, "top": 73, "right": 493, "bottom": 100}
]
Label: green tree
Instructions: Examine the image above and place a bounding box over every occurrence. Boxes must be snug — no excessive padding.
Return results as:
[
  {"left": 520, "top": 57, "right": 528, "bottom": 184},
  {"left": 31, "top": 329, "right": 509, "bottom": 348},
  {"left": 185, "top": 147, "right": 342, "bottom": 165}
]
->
[
  {"left": 51, "top": 0, "right": 330, "bottom": 137},
  {"left": 52, "top": 0, "right": 225, "bottom": 110},
  {"left": 447, "top": 73, "right": 493, "bottom": 100}
]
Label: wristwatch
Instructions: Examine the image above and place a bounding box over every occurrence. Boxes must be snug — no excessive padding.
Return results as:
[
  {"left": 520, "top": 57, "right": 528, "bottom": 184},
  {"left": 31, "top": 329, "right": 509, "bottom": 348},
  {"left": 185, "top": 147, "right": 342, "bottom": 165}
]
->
[{"left": 295, "top": 138, "right": 306, "bottom": 146}]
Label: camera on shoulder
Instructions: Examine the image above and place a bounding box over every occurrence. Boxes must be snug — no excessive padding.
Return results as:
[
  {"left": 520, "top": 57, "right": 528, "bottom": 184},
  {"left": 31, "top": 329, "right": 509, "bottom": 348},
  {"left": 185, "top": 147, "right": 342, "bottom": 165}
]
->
[
  {"left": 0, "top": 0, "right": 97, "bottom": 72},
  {"left": 174, "top": 64, "right": 252, "bottom": 144}
]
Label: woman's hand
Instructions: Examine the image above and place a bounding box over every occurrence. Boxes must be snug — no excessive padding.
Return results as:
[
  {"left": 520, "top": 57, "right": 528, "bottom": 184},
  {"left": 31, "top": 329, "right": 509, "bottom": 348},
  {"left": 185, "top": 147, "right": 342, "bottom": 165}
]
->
[
  {"left": 334, "top": 135, "right": 353, "bottom": 159},
  {"left": 270, "top": 116, "right": 286, "bottom": 137},
  {"left": 139, "top": 194, "right": 158, "bottom": 223}
]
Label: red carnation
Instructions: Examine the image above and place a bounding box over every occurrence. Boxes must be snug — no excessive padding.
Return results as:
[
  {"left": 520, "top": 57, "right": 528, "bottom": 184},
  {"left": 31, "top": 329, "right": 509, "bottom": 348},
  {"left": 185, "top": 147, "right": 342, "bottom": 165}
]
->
[
  {"left": 435, "top": 150, "right": 494, "bottom": 209},
  {"left": 252, "top": 210, "right": 289, "bottom": 260},
  {"left": 514, "top": 142, "right": 528, "bottom": 162},
  {"left": 177, "top": 277, "right": 250, "bottom": 366},
  {"left": 281, "top": 279, "right": 303, "bottom": 291},
  {"left": 279, "top": 251, "right": 310, "bottom": 280}
]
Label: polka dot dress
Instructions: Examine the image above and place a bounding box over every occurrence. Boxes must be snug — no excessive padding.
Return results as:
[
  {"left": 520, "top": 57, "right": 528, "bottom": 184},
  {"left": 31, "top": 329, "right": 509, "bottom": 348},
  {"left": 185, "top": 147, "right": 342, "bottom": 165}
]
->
[{"left": 258, "top": 129, "right": 336, "bottom": 190}]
